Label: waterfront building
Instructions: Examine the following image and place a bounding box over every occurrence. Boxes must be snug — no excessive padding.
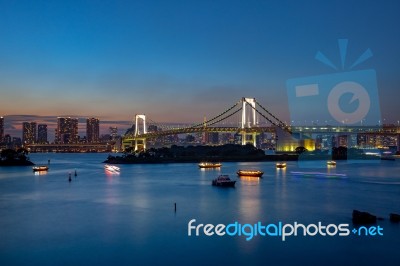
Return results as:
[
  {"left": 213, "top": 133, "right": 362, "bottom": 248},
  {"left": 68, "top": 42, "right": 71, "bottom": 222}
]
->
[
  {"left": 5, "top": 136, "right": 22, "bottom": 149},
  {"left": 100, "top": 134, "right": 111, "bottom": 142},
  {"left": 22, "top": 122, "right": 37, "bottom": 145},
  {"left": 86, "top": 118, "right": 100, "bottom": 143},
  {"left": 205, "top": 132, "right": 219, "bottom": 144},
  {"left": 110, "top": 127, "right": 118, "bottom": 140},
  {"left": 37, "top": 124, "right": 48, "bottom": 144},
  {"left": 55, "top": 117, "right": 78, "bottom": 144}
]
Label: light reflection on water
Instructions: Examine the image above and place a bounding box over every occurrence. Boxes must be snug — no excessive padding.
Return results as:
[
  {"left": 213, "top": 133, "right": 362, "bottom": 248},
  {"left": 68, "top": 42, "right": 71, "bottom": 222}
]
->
[{"left": 0, "top": 153, "right": 399, "bottom": 265}]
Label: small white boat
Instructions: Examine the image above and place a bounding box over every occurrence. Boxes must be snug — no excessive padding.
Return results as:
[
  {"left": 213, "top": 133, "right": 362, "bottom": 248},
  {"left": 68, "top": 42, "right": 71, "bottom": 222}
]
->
[
  {"left": 327, "top": 161, "right": 337, "bottom": 166},
  {"left": 33, "top": 166, "right": 49, "bottom": 172},
  {"left": 276, "top": 162, "right": 287, "bottom": 168},
  {"left": 104, "top": 164, "right": 120, "bottom": 172},
  {"left": 198, "top": 162, "right": 222, "bottom": 168}
]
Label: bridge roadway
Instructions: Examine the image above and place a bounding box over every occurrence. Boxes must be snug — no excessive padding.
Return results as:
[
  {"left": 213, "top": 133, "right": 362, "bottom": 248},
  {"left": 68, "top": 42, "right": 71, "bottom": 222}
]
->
[
  {"left": 124, "top": 125, "right": 400, "bottom": 141},
  {"left": 124, "top": 126, "right": 276, "bottom": 141},
  {"left": 291, "top": 125, "right": 399, "bottom": 135}
]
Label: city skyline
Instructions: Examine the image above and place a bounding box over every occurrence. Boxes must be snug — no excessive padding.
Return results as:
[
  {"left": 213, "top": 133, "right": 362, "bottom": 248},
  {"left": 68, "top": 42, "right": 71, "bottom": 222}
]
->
[
  {"left": 1, "top": 1, "right": 400, "bottom": 136},
  {"left": 1, "top": 114, "right": 129, "bottom": 141}
]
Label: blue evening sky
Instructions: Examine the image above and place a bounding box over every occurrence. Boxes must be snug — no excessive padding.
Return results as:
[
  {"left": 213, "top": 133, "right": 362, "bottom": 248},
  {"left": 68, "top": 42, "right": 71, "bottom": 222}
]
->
[{"left": 1, "top": 0, "right": 399, "bottom": 136}]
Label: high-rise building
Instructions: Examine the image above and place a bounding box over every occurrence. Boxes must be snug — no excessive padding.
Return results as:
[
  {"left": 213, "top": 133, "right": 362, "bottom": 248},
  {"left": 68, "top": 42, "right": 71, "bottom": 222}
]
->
[
  {"left": 86, "top": 118, "right": 100, "bottom": 143},
  {"left": 110, "top": 127, "right": 118, "bottom": 140},
  {"left": 0, "top": 116, "right": 4, "bottom": 143},
  {"left": 22, "top": 122, "right": 37, "bottom": 145},
  {"left": 13, "top": 137, "right": 22, "bottom": 148},
  {"left": 4, "top": 134, "right": 11, "bottom": 144},
  {"left": 55, "top": 117, "right": 78, "bottom": 144},
  {"left": 204, "top": 132, "right": 219, "bottom": 144},
  {"left": 37, "top": 124, "right": 48, "bottom": 144}
]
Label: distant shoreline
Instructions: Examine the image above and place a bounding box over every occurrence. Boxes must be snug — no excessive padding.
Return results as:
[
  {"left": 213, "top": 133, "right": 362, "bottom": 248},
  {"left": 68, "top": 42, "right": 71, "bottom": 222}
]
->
[
  {"left": 103, "top": 144, "right": 299, "bottom": 164},
  {"left": 103, "top": 154, "right": 300, "bottom": 164}
]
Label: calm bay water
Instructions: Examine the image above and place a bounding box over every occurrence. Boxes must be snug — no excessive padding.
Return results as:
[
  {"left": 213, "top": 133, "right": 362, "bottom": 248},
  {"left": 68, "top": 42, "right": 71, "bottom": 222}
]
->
[{"left": 0, "top": 153, "right": 399, "bottom": 265}]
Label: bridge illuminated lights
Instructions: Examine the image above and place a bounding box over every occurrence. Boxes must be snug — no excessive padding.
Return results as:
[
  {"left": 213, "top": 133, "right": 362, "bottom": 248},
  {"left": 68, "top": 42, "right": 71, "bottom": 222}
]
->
[
  {"left": 123, "top": 97, "right": 400, "bottom": 151},
  {"left": 124, "top": 126, "right": 276, "bottom": 139},
  {"left": 123, "top": 97, "right": 292, "bottom": 150},
  {"left": 291, "top": 125, "right": 399, "bottom": 134}
]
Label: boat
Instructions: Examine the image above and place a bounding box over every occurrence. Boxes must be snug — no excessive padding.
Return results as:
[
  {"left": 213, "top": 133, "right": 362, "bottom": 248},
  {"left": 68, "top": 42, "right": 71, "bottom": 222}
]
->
[
  {"left": 212, "top": 175, "right": 236, "bottom": 187},
  {"left": 276, "top": 162, "right": 287, "bottom": 168},
  {"left": 32, "top": 166, "right": 49, "bottom": 172},
  {"left": 104, "top": 164, "right": 120, "bottom": 173},
  {"left": 237, "top": 170, "right": 264, "bottom": 177},
  {"left": 198, "top": 162, "right": 222, "bottom": 168},
  {"left": 327, "top": 161, "right": 337, "bottom": 166}
]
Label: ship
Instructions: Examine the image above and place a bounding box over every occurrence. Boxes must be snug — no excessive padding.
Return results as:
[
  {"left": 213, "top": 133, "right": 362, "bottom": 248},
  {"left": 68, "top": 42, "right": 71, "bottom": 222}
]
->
[
  {"left": 32, "top": 166, "right": 49, "bottom": 172},
  {"left": 198, "top": 162, "right": 222, "bottom": 168},
  {"left": 212, "top": 175, "right": 236, "bottom": 187},
  {"left": 237, "top": 170, "right": 264, "bottom": 177},
  {"left": 276, "top": 162, "right": 287, "bottom": 168}
]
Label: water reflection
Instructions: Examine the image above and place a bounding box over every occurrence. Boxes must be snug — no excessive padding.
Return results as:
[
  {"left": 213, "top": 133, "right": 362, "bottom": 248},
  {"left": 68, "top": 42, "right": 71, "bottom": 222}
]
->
[
  {"left": 199, "top": 166, "right": 221, "bottom": 183},
  {"left": 237, "top": 178, "right": 261, "bottom": 219},
  {"left": 34, "top": 171, "right": 48, "bottom": 176},
  {"left": 238, "top": 176, "right": 260, "bottom": 185},
  {"left": 237, "top": 173, "right": 262, "bottom": 252},
  {"left": 199, "top": 167, "right": 221, "bottom": 172},
  {"left": 274, "top": 163, "right": 289, "bottom": 220},
  {"left": 327, "top": 164, "right": 336, "bottom": 175},
  {"left": 275, "top": 167, "right": 287, "bottom": 178}
]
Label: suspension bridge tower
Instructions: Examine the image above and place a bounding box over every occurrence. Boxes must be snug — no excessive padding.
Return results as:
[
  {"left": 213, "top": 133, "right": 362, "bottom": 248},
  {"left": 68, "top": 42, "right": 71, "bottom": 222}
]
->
[
  {"left": 240, "top": 97, "right": 258, "bottom": 146},
  {"left": 134, "top": 114, "right": 147, "bottom": 151}
]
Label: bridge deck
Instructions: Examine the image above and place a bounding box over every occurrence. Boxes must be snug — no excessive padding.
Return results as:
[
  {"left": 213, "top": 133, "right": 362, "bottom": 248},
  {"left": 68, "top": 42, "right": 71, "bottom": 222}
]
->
[{"left": 124, "top": 125, "right": 400, "bottom": 141}]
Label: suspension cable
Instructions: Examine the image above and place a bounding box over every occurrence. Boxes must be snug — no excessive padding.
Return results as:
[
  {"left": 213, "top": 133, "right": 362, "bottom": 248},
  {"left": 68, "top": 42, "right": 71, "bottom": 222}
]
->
[
  {"left": 206, "top": 107, "right": 243, "bottom": 127},
  {"left": 244, "top": 99, "right": 292, "bottom": 134},
  {"left": 189, "top": 101, "right": 241, "bottom": 128},
  {"left": 255, "top": 101, "right": 288, "bottom": 128}
]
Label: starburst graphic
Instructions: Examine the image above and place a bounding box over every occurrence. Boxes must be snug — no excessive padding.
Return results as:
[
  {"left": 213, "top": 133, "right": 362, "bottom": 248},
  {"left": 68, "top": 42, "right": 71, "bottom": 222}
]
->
[{"left": 315, "top": 39, "right": 373, "bottom": 70}]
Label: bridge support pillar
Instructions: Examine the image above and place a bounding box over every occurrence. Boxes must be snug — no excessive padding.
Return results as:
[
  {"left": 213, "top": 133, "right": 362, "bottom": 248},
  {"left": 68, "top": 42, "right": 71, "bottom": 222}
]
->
[
  {"left": 240, "top": 97, "right": 258, "bottom": 147},
  {"left": 241, "top": 132, "right": 246, "bottom": 146},
  {"left": 134, "top": 138, "right": 147, "bottom": 151},
  {"left": 134, "top": 114, "right": 147, "bottom": 151},
  {"left": 240, "top": 131, "right": 258, "bottom": 147}
]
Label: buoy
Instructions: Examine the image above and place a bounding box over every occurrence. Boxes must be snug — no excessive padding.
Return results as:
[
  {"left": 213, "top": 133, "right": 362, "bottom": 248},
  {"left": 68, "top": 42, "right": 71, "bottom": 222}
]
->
[
  {"left": 74, "top": 170, "right": 77, "bottom": 177},
  {"left": 174, "top": 202, "right": 176, "bottom": 212},
  {"left": 69, "top": 173, "right": 72, "bottom": 182}
]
